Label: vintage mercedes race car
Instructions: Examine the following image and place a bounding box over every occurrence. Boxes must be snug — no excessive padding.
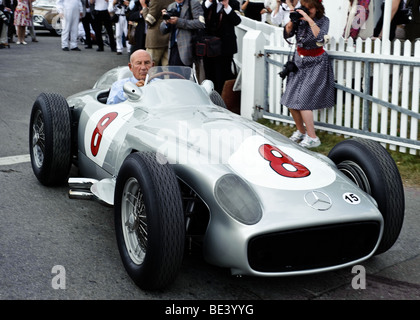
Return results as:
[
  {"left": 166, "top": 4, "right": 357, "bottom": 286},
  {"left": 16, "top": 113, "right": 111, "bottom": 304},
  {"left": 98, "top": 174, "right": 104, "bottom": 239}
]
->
[{"left": 29, "top": 66, "right": 405, "bottom": 290}]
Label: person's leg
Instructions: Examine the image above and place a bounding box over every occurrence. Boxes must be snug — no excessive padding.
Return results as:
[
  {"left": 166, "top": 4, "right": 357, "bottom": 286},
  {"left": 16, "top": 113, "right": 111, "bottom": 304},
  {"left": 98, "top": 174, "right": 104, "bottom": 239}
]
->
[
  {"left": 289, "top": 109, "right": 306, "bottom": 134},
  {"left": 300, "top": 110, "right": 316, "bottom": 138},
  {"left": 69, "top": 10, "right": 80, "bottom": 49},
  {"left": 17, "top": 26, "right": 25, "bottom": 43},
  {"left": 120, "top": 17, "right": 129, "bottom": 53},
  {"left": 146, "top": 48, "right": 159, "bottom": 65},
  {"left": 61, "top": 11, "right": 72, "bottom": 49},
  {"left": 82, "top": 17, "right": 92, "bottom": 47},
  {"left": 168, "top": 43, "right": 185, "bottom": 66},
  {"left": 299, "top": 110, "right": 320, "bottom": 148},
  {"left": 0, "top": 23, "right": 8, "bottom": 46},
  {"left": 203, "top": 56, "right": 216, "bottom": 88},
  {"left": 29, "top": 25, "right": 37, "bottom": 41},
  {"left": 92, "top": 14, "right": 104, "bottom": 50},
  {"left": 160, "top": 47, "right": 169, "bottom": 66},
  {"left": 103, "top": 12, "right": 116, "bottom": 51},
  {"left": 115, "top": 19, "right": 123, "bottom": 53}
]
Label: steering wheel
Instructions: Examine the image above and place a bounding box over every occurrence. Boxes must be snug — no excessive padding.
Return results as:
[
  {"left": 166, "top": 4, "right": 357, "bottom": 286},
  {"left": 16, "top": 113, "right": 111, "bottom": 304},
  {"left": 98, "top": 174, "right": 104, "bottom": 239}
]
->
[{"left": 147, "top": 71, "right": 187, "bottom": 82}]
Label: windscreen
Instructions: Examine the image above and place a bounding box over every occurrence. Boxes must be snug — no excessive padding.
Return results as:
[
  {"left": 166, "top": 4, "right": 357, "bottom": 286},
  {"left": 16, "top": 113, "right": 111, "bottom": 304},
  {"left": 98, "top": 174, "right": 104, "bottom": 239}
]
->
[{"left": 146, "top": 66, "right": 196, "bottom": 84}]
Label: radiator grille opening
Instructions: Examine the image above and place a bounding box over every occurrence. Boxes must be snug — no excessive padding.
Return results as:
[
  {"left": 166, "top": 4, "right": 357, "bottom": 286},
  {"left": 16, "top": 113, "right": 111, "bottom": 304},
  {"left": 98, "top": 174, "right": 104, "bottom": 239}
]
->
[{"left": 248, "top": 222, "right": 380, "bottom": 272}]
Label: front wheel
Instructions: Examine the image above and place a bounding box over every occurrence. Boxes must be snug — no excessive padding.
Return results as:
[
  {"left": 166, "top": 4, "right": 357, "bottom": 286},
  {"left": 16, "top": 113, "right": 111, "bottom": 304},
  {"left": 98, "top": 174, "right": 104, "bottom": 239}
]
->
[
  {"left": 114, "top": 152, "right": 185, "bottom": 290},
  {"left": 29, "top": 92, "right": 72, "bottom": 186},
  {"left": 328, "top": 138, "right": 405, "bottom": 254}
]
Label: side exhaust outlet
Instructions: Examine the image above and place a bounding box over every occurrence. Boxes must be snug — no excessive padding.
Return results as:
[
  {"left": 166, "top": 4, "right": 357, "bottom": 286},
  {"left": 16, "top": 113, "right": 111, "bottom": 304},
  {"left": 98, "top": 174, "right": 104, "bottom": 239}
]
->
[{"left": 68, "top": 177, "right": 98, "bottom": 200}]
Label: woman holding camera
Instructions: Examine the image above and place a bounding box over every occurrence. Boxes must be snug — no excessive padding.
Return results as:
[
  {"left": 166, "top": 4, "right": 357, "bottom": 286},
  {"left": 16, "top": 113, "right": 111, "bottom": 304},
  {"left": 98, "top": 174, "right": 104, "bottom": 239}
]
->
[{"left": 280, "top": 0, "right": 334, "bottom": 148}]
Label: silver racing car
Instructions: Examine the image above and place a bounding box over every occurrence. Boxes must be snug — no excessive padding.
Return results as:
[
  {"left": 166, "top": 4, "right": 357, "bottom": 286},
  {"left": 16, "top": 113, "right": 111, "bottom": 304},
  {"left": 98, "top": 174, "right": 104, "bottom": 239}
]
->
[{"left": 29, "top": 66, "right": 405, "bottom": 290}]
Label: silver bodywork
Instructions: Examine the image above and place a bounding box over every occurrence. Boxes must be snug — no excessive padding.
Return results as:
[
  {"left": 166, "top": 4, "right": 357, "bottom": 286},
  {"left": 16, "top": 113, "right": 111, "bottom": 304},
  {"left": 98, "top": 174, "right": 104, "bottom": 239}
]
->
[{"left": 67, "top": 66, "right": 384, "bottom": 277}]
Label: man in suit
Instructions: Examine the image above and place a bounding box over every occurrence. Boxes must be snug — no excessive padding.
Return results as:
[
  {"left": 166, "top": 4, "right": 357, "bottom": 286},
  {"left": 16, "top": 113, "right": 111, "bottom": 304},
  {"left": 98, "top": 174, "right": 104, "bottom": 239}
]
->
[
  {"left": 90, "top": 0, "right": 117, "bottom": 52},
  {"left": 202, "top": 0, "right": 241, "bottom": 93},
  {"left": 160, "top": 0, "right": 205, "bottom": 67}
]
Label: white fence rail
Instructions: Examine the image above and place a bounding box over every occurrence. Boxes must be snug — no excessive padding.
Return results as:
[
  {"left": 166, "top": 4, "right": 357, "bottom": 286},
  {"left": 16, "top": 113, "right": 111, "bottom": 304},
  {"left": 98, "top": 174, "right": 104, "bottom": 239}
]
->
[{"left": 235, "top": 17, "right": 420, "bottom": 155}]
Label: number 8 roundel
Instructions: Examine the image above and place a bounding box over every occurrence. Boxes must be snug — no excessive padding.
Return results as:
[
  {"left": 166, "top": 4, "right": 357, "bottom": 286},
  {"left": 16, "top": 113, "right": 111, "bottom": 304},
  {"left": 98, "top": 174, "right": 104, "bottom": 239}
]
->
[
  {"left": 259, "top": 144, "right": 310, "bottom": 178},
  {"left": 91, "top": 112, "right": 118, "bottom": 156}
]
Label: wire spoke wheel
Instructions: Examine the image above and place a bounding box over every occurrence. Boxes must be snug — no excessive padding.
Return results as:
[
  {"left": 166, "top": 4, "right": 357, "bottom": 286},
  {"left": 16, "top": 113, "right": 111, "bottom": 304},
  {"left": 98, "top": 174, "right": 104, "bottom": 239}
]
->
[
  {"left": 114, "top": 152, "right": 185, "bottom": 290},
  {"left": 31, "top": 109, "right": 46, "bottom": 169},
  {"left": 121, "top": 177, "right": 148, "bottom": 265}
]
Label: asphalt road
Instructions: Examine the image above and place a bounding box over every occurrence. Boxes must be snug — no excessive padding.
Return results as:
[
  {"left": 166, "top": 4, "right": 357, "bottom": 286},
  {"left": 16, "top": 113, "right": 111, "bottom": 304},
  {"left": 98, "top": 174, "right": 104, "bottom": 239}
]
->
[{"left": 0, "top": 33, "right": 419, "bottom": 306}]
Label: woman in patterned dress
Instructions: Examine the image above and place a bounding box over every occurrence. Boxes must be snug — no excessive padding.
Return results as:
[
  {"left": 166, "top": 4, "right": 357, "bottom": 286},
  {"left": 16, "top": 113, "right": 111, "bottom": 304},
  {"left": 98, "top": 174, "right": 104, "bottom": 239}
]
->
[
  {"left": 280, "top": 0, "right": 335, "bottom": 148},
  {"left": 14, "top": 0, "right": 32, "bottom": 44}
]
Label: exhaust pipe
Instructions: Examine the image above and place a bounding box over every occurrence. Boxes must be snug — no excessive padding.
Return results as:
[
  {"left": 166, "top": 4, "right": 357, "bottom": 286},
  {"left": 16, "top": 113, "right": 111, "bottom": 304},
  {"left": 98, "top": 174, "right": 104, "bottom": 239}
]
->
[
  {"left": 68, "top": 177, "right": 98, "bottom": 200},
  {"left": 68, "top": 177, "right": 114, "bottom": 207}
]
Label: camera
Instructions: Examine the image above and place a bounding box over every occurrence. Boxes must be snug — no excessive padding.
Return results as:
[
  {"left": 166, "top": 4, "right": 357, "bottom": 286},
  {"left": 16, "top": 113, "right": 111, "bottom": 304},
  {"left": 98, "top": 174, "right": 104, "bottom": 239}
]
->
[
  {"left": 289, "top": 6, "right": 310, "bottom": 25},
  {"left": 163, "top": 8, "right": 180, "bottom": 20},
  {"left": 279, "top": 61, "right": 298, "bottom": 79}
]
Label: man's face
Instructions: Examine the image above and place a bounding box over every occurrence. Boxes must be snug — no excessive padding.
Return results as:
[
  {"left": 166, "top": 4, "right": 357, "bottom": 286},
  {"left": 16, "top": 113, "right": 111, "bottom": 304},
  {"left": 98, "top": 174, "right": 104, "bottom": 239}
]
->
[{"left": 129, "top": 51, "right": 153, "bottom": 81}]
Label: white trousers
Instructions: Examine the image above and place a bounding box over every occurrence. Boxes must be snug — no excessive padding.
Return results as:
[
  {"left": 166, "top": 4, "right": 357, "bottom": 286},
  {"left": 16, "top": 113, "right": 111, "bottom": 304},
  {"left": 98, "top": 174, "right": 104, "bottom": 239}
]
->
[
  {"left": 115, "top": 15, "right": 130, "bottom": 53},
  {"left": 61, "top": 7, "right": 80, "bottom": 49}
]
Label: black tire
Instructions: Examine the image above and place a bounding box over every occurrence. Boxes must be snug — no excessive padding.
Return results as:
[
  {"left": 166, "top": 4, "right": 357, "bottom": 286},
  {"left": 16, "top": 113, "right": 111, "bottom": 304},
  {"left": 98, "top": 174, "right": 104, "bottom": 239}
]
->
[
  {"left": 29, "top": 93, "right": 72, "bottom": 186},
  {"left": 114, "top": 152, "right": 185, "bottom": 290},
  {"left": 328, "top": 138, "right": 405, "bottom": 254},
  {"left": 210, "top": 90, "right": 227, "bottom": 109}
]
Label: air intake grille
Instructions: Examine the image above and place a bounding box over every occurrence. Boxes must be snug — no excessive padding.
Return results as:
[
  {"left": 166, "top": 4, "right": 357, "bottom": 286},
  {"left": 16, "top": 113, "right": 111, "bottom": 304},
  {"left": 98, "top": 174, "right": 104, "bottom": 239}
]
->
[{"left": 248, "top": 222, "right": 380, "bottom": 272}]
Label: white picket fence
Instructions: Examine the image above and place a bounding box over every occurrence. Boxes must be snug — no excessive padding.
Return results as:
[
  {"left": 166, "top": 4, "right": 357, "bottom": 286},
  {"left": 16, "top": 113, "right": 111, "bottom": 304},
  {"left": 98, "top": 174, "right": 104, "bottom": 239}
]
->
[{"left": 234, "top": 17, "right": 420, "bottom": 155}]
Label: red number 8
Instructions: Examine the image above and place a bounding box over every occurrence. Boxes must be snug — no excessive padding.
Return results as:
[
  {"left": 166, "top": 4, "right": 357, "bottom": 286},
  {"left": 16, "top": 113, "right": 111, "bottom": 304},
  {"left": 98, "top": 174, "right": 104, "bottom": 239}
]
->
[
  {"left": 259, "top": 144, "right": 310, "bottom": 178},
  {"left": 91, "top": 112, "right": 118, "bottom": 156}
]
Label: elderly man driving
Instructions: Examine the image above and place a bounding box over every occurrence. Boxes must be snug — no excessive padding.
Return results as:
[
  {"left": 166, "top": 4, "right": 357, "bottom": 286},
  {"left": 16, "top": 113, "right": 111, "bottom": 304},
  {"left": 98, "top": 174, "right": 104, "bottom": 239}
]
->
[{"left": 107, "top": 49, "right": 154, "bottom": 104}]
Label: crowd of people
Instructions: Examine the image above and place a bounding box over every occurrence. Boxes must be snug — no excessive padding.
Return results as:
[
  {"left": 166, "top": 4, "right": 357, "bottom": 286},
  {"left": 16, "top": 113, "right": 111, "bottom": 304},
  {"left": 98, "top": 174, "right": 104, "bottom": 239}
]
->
[
  {"left": 2, "top": 1, "right": 418, "bottom": 51},
  {"left": 1, "top": 0, "right": 418, "bottom": 149},
  {"left": 0, "top": 0, "right": 242, "bottom": 94}
]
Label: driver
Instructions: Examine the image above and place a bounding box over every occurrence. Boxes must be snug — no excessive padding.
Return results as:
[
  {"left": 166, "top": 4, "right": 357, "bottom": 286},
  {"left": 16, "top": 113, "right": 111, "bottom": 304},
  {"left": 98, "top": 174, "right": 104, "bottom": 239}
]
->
[{"left": 107, "top": 49, "right": 155, "bottom": 104}]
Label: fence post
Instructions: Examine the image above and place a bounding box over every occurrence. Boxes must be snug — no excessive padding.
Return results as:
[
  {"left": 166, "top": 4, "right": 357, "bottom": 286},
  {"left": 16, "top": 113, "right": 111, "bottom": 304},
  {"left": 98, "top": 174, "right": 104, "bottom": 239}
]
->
[{"left": 240, "top": 30, "right": 266, "bottom": 120}]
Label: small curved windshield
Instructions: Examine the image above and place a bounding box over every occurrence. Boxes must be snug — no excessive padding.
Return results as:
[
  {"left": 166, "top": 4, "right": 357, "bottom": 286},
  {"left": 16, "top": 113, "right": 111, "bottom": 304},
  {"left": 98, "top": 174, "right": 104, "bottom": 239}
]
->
[{"left": 145, "top": 66, "right": 196, "bottom": 84}]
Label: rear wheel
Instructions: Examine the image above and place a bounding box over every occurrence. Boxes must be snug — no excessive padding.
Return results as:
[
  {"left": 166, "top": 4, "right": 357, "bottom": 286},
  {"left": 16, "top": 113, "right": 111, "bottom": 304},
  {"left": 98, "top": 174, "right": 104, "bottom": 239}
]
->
[
  {"left": 114, "top": 152, "right": 185, "bottom": 290},
  {"left": 328, "top": 138, "right": 405, "bottom": 254},
  {"left": 29, "top": 93, "right": 72, "bottom": 186}
]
